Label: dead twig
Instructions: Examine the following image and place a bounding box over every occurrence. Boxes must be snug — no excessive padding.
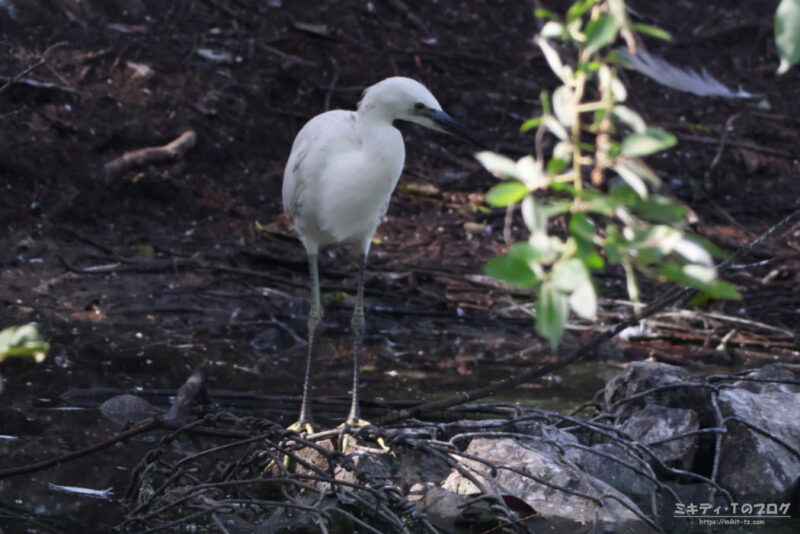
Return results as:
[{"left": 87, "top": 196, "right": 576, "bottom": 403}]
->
[
  {"left": 0, "top": 41, "right": 69, "bottom": 98},
  {"left": 0, "top": 419, "right": 162, "bottom": 480},
  {"left": 258, "top": 43, "right": 318, "bottom": 69},
  {"left": 679, "top": 132, "right": 794, "bottom": 159},
  {"left": 707, "top": 114, "right": 739, "bottom": 172},
  {"left": 103, "top": 130, "right": 197, "bottom": 179}
]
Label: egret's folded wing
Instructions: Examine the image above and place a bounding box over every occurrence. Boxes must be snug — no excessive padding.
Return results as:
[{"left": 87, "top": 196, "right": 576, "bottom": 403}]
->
[{"left": 282, "top": 110, "right": 358, "bottom": 218}]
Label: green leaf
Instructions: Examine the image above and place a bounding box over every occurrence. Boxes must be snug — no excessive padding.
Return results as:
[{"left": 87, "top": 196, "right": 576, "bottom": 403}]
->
[
  {"left": 686, "top": 234, "right": 729, "bottom": 260},
  {"left": 613, "top": 163, "right": 649, "bottom": 198},
  {"left": 613, "top": 105, "right": 646, "bottom": 133},
  {"left": 609, "top": 184, "right": 639, "bottom": 204},
  {"left": 632, "top": 23, "right": 673, "bottom": 41},
  {"left": 552, "top": 85, "right": 575, "bottom": 127},
  {"left": 486, "top": 181, "right": 528, "bottom": 207},
  {"left": 0, "top": 324, "right": 49, "bottom": 363},
  {"left": 540, "top": 90, "right": 552, "bottom": 115},
  {"left": 515, "top": 155, "right": 546, "bottom": 189},
  {"left": 536, "top": 37, "right": 570, "bottom": 83},
  {"left": 521, "top": 196, "right": 547, "bottom": 233},
  {"left": 604, "top": 226, "right": 623, "bottom": 264},
  {"left": 520, "top": 117, "right": 543, "bottom": 132},
  {"left": 586, "top": 194, "right": 618, "bottom": 215},
  {"left": 536, "top": 282, "right": 568, "bottom": 349},
  {"left": 508, "top": 242, "right": 538, "bottom": 263},
  {"left": 566, "top": 0, "right": 597, "bottom": 23},
  {"left": 624, "top": 159, "right": 661, "bottom": 185},
  {"left": 582, "top": 251, "right": 605, "bottom": 270},
  {"left": 658, "top": 265, "right": 741, "bottom": 299},
  {"left": 551, "top": 258, "right": 589, "bottom": 293},
  {"left": 535, "top": 8, "right": 561, "bottom": 21},
  {"left": 547, "top": 158, "right": 568, "bottom": 174},
  {"left": 476, "top": 151, "right": 518, "bottom": 179},
  {"left": 553, "top": 141, "right": 573, "bottom": 165},
  {"left": 568, "top": 213, "right": 603, "bottom": 269},
  {"left": 634, "top": 195, "right": 688, "bottom": 224},
  {"left": 702, "top": 280, "right": 741, "bottom": 300},
  {"left": 584, "top": 14, "right": 619, "bottom": 55},
  {"left": 541, "top": 200, "right": 573, "bottom": 218},
  {"left": 623, "top": 261, "right": 642, "bottom": 314},
  {"left": 569, "top": 278, "right": 597, "bottom": 319},
  {"left": 528, "top": 231, "right": 561, "bottom": 264},
  {"left": 592, "top": 107, "right": 608, "bottom": 127},
  {"left": 543, "top": 115, "right": 569, "bottom": 140},
  {"left": 620, "top": 127, "right": 677, "bottom": 157},
  {"left": 569, "top": 212, "right": 595, "bottom": 242},
  {"left": 541, "top": 21, "right": 566, "bottom": 39},
  {"left": 776, "top": 0, "right": 800, "bottom": 74},
  {"left": 485, "top": 253, "right": 538, "bottom": 289},
  {"left": 674, "top": 237, "right": 713, "bottom": 266}
]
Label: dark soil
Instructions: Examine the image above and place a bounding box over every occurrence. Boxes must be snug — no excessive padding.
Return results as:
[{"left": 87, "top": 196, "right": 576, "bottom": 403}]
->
[{"left": 1, "top": 0, "right": 799, "bottom": 531}]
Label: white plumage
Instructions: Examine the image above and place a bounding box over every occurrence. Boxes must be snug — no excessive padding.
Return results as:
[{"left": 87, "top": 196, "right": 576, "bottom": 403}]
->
[
  {"left": 281, "top": 76, "right": 483, "bottom": 431},
  {"left": 283, "top": 77, "right": 449, "bottom": 254}
]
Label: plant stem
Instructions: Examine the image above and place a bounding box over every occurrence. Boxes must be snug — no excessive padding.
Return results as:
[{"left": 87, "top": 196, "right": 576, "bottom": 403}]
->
[{"left": 571, "top": 70, "right": 587, "bottom": 192}]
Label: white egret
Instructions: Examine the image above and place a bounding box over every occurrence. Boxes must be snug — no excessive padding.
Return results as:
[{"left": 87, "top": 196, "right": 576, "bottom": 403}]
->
[{"left": 282, "top": 76, "right": 484, "bottom": 434}]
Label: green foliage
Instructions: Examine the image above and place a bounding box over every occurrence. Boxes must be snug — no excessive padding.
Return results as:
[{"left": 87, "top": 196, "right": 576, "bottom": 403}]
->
[
  {"left": 478, "top": 1, "right": 739, "bottom": 349},
  {"left": 485, "top": 244, "right": 539, "bottom": 289},
  {"left": 620, "top": 127, "right": 677, "bottom": 157},
  {"left": 631, "top": 23, "right": 672, "bottom": 41},
  {"left": 486, "top": 181, "right": 528, "bottom": 207},
  {"left": 0, "top": 324, "right": 48, "bottom": 363},
  {"left": 776, "top": 0, "right": 800, "bottom": 74},
  {"left": 0, "top": 324, "right": 49, "bottom": 393},
  {"left": 584, "top": 14, "right": 619, "bottom": 55}
]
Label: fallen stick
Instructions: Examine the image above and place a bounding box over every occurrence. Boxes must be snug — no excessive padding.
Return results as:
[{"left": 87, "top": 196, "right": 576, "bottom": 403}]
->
[
  {"left": 0, "top": 42, "right": 68, "bottom": 98},
  {"left": 104, "top": 130, "right": 197, "bottom": 179}
]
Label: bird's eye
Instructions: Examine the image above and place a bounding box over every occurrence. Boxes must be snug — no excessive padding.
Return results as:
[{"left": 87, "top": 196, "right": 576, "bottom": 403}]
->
[{"left": 414, "top": 102, "right": 426, "bottom": 111}]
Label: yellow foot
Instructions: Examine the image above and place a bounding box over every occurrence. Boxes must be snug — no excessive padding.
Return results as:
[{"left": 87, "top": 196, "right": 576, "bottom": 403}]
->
[
  {"left": 264, "top": 420, "right": 317, "bottom": 472},
  {"left": 338, "top": 418, "right": 390, "bottom": 453},
  {"left": 286, "top": 420, "right": 317, "bottom": 435}
]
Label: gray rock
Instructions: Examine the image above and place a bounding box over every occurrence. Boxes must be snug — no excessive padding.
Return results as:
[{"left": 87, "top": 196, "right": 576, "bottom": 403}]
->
[
  {"left": 730, "top": 364, "right": 800, "bottom": 394},
  {"left": 513, "top": 419, "right": 580, "bottom": 457},
  {"left": 603, "top": 362, "right": 709, "bottom": 421},
  {"left": 418, "top": 486, "right": 471, "bottom": 533},
  {"left": 396, "top": 448, "right": 451, "bottom": 490},
  {"left": 334, "top": 447, "right": 394, "bottom": 486},
  {"left": 443, "top": 438, "right": 656, "bottom": 534},
  {"left": 717, "top": 388, "right": 800, "bottom": 503},
  {"left": 621, "top": 404, "right": 699, "bottom": 470},
  {"left": 99, "top": 394, "right": 159, "bottom": 426},
  {"left": 565, "top": 442, "right": 659, "bottom": 509}
]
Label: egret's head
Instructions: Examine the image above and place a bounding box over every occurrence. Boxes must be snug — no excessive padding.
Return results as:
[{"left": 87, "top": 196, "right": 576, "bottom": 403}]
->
[{"left": 359, "top": 77, "right": 487, "bottom": 148}]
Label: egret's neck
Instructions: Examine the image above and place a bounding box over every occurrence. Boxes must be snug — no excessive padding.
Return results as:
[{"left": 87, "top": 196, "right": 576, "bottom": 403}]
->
[{"left": 356, "top": 105, "right": 399, "bottom": 141}]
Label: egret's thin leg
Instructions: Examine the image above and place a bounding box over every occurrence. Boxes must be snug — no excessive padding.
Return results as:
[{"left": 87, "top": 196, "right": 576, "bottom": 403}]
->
[
  {"left": 297, "top": 252, "right": 321, "bottom": 427},
  {"left": 347, "top": 253, "right": 368, "bottom": 423}
]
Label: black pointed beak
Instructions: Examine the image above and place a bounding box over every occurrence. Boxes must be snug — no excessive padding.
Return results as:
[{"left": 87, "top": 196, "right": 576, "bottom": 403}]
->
[{"left": 430, "top": 109, "right": 489, "bottom": 150}]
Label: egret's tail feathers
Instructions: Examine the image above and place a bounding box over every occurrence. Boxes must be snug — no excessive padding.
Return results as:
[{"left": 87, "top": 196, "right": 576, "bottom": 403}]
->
[{"left": 618, "top": 48, "right": 758, "bottom": 99}]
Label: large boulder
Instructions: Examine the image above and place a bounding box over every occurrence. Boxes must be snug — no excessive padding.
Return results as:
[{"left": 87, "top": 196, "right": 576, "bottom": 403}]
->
[
  {"left": 729, "top": 364, "right": 800, "bottom": 395},
  {"left": 565, "top": 441, "right": 660, "bottom": 509},
  {"left": 717, "top": 388, "right": 800, "bottom": 503},
  {"left": 620, "top": 404, "right": 699, "bottom": 470},
  {"left": 602, "top": 362, "right": 710, "bottom": 422},
  {"left": 443, "top": 438, "right": 656, "bottom": 534}
]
